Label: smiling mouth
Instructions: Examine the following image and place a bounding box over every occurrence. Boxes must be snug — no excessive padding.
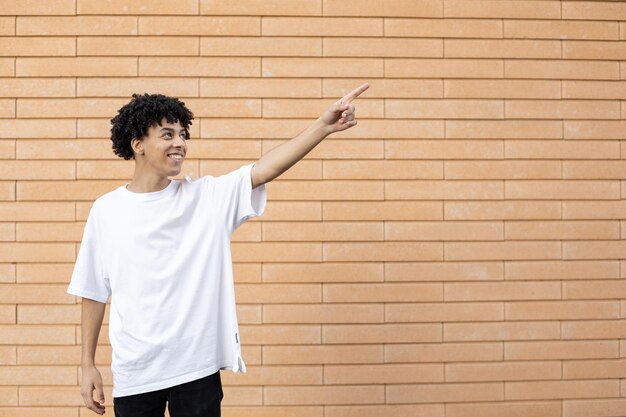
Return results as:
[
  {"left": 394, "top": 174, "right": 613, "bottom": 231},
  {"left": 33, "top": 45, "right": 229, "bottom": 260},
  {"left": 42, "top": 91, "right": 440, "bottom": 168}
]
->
[{"left": 168, "top": 154, "right": 183, "bottom": 162}]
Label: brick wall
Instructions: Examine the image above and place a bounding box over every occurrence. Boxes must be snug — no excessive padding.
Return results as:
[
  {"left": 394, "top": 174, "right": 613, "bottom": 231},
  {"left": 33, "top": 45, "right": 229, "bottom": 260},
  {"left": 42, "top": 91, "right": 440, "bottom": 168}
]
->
[{"left": 1, "top": 1, "right": 626, "bottom": 416}]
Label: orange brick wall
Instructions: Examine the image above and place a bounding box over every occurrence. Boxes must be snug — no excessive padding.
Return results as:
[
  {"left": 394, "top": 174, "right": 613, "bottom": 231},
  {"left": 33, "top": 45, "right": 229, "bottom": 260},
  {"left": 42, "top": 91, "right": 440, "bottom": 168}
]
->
[{"left": 1, "top": 1, "right": 626, "bottom": 416}]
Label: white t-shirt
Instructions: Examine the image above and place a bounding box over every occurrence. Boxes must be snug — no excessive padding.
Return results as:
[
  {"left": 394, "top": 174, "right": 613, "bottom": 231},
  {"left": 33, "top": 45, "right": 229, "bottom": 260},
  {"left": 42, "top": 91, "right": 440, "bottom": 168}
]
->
[{"left": 66, "top": 162, "right": 266, "bottom": 398}]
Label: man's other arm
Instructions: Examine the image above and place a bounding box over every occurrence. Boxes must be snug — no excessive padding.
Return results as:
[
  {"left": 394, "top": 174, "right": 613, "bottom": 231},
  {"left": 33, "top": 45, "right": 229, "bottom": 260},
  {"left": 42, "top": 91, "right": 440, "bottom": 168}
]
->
[{"left": 81, "top": 297, "right": 106, "bottom": 367}]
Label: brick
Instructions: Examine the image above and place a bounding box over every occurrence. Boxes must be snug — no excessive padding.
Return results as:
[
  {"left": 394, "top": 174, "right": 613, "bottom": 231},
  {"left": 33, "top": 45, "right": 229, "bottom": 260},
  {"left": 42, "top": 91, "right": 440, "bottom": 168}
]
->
[
  {"left": 0, "top": 243, "right": 74, "bottom": 262},
  {"left": 386, "top": 140, "right": 502, "bottom": 159},
  {"left": 444, "top": 321, "right": 560, "bottom": 342},
  {"left": 0, "top": 202, "right": 74, "bottom": 221},
  {"left": 446, "top": 241, "right": 561, "bottom": 261},
  {"left": 562, "top": 1, "right": 626, "bottom": 21},
  {"left": 78, "top": 36, "right": 198, "bottom": 56},
  {"left": 324, "top": 242, "right": 443, "bottom": 261},
  {"left": 0, "top": 58, "right": 13, "bottom": 76},
  {"left": 387, "top": 180, "right": 502, "bottom": 200},
  {"left": 446, "top": 281, "right": 561, "bottom": 301},
  {"left": 563, "top": 399, "right": 626, "bottom": 417},
  {"left": 506, "top": 380, "right": 619, "bottom": 400},
  {"left": 506, "top": 220, "right": 618, "bottom": 240},
  {"left": 263, "top": 221, "right": 383, "bottom": 241},
  {"left": 564, "top": 41, "right": 626, "bottom": 60},
  {"left": 562, "top": 320, "right": 626, "bottom": 339},
  {"left": 17, "top": 98, "right": 129, "bottom": 118},
  {"left": 139, "top": 57, "right": 259, "bottom": 77},
  {"left": 201, "top": 37, "right": 321, "bottom": 56},
  {"left": 16, "top": 140, "right": 110, "bottom": 159},
  {"left": 505, "top": 140, "right": 618, "bottom": 159},
  {"left": 242, "top": 324, "right": 320, "bottom": 345},
  {"left": 324, "top": 160, "right": 441, "bottom": 180},
  {"left": 563, "top": 358, "right": 626, "bottom": 379},
  {"left": 236, "top": 283, "right": 321, "bottom": 303},
  {"left": 506, "top": 180, "right": 620, "bottom": 200},
  {"left": 445, "top": 80, "right": 561, "bottom": 99},
  {"left": 325, "top": 0, "right": 441, "bottom": 17},
  {"left": 0, "top": 78, "right": 74, "bottom": 97},
  {"left": 387, "top": 99, "right": 503, "bottom": 119},
  {"left": 323, "top": 38, "right": 442, "bottom": 58},
  {"left": 385, "top": 342, "right": 502, "bottom": 363},
  {"left": 389, "top": 263, "right": 478, "bottom": 290},
  {"left": 446, "top": 401, "right": 561, "bottom": 417},
  {"left": 17, "top": 221, "right": 86, "bottom": 242},
  {"left": 0, "top": 99, "right": 13, "bottom": 117},
  {"left": 506, "top": 99, "right": 619, "bottom": 120},
  {"left": 263, "top": 57, "right": 382, "bottom": 77},
  {"left": 0, "top": 37, "right": 75, "bottom": 57},
  {"left": 263, "top": 17, "right": 382, "bottom": 36},
  {"left": 506, "top": 261, "right": 619, "bottom": 280},
  {"left": 445, "top": 39, "right": 561, "bottom": 59},
  {"left": 445, "top": 161, "right": 561, "bottom": 179},
  {"left": 265, "top": 385, "right": 384, "bottom": 405},
  {"left": 0, "top": 324, "right": 74, "bottom": 344},
  {"left": 445, "top": 201, "right": 561, "bottom": 220},
  {"left": 78, "top": 0, "right": 198, "bottom": 15},
  {"left": 263, "top": 345, "right": 382, "bottom": 365},
  {"left": 505, "top": 340, "right": 619, "bottom": 360},
  {"left": 445, "top": 0, "right": 560, "bottom": 19},
  {"left": 265, "top": 139, "right": 382, "bottom": 162},
  {"left": 504, "top": 19, "right": 618, "bottom": 40},
  {"left": 17, "top": 57, "right": 136, "bottom": 77},
  {"left": 564, "top": 161, "right": 626, "bottom": 179},
  {"left": 267, "top": 180, "right": 382, "bottom": 201},
  {"left": 262, "top": 304, "right": 383, "bottom": 323},
  {"left": 387, "top": 382, "right": 503, "bottom": 404},
  {"left": 386, "top": 221, "right": 502, "bottom": 241},
  {"left": 323, "top": 283, "right": 442, "bottom": 302},
  {"left": 507, "top": 301, "right": 619, "bottom": 320},
  {"left": 17, "top": 304, "right": 78, "bottom": 324},
  {"left": 263, "top": 262, "right": 383, "bottom": 283},
  {"left": 0, "top": 161, "right": 74, "bottom": 180},
  {"left": 77, "top": 77, "right": 198, "bottom": 98},
  {"left": 323, "top": 323, "right": 441, "bottom": 343},
  {"left": 0, "top": 120, "right": 75, "bottom": 139},
  {"left": 139, "top": 16, "right": 259, "bottom": 36},
  {"left": 386, "top": 58, "right": 503, "bottom": 78},
  {"left": 262, "top": 98, "right": 385, "bottom": 120},
  {"left": 232, "top": 242, "right": 320, "bottom": 262},
  {"left": 447, "top": 120, "right": 562, "bottom": 139},
  {"left": 385, "top": 18, "right": 501, "bottom": 38},
  {"left": 201, "top": 77, "right": 320, "bottom": 97},
  {"left": 200, "top": 0, "right": 321, "bottom": 16},
  {"left": 325, "top": 363, "right": 443, "bottom": 384},
  {"left": 0, "top": 17, "right": 14, "bottom": 35},
  {"left": 564, "top": 280, "right": 626, "bottom": 300},
  {"left": 386, "top": 302, "right": 503, "bottom": 322},
  {"left": 446, "top": 361, "right": 561, "bottom": 382},
  {"left": 564, "top": 201, "right": 626, "bottom": 220},
  {"left": 505, "top": 59, "right": 619, "bottom": 80},
  {"left": 563, "top": 81, "right": 626, "bottom": 99},
  {"left": 563, "top": 241, "right": 626, "bottom": 260},
  {"left": 324, "top": 78, "right": 442, "bottom": 98},
  {"left": 0, "top": 0, "right": 75, "bottom": 15},
  {"left": 17, "top": 16, "right": 136, "bottom": 36},
  {"left": 17, "top": 180, "right": 121, "bottom": 201}
]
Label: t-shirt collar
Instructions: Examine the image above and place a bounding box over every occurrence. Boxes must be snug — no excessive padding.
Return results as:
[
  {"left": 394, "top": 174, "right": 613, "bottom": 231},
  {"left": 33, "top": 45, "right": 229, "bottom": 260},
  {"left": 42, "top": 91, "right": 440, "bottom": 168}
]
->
[{"left": 120, "top": 178, "right": 178, "bottom": 202}]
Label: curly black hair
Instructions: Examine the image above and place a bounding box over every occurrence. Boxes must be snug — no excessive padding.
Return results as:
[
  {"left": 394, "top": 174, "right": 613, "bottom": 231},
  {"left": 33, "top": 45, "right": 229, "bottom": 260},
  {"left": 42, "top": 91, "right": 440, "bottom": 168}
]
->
[{"left": 110, "top": 93, "right": 194, "bottom": 160}]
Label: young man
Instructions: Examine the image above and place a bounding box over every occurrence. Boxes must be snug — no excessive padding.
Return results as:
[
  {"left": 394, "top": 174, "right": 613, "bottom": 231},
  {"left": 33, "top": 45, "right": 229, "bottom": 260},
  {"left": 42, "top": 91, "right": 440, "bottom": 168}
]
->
[{"left": 66, "top": 83, "right": 368, "bottom": 417}]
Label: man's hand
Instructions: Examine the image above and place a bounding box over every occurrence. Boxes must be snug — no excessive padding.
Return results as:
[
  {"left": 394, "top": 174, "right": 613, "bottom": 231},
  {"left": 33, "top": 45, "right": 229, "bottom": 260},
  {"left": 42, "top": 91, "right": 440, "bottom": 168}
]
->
[
  {"left": 320, "top": 83, "right": 370, "bottom": 134},
  {"left": 81, "top": 365, "right": 106, "bottom": 415}
]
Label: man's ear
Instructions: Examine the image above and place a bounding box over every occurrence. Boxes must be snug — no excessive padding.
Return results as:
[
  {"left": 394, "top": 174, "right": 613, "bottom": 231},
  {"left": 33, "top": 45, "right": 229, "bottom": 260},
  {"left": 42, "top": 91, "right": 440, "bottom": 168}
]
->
[{"left": 131, "top": 138, "right": 143, "bottom": 155}]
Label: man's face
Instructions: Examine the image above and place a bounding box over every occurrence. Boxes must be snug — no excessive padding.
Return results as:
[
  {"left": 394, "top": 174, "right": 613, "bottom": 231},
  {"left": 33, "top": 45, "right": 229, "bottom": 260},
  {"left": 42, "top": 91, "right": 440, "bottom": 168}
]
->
[{"left": 133, "top": 117, "right": 188, "bottom": 176}]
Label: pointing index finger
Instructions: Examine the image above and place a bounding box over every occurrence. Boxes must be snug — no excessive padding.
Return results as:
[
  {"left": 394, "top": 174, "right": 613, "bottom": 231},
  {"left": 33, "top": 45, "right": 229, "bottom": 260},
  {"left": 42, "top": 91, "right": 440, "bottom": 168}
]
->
[{"left": 339, "top": 83, "right": 370, "bottom": 104}]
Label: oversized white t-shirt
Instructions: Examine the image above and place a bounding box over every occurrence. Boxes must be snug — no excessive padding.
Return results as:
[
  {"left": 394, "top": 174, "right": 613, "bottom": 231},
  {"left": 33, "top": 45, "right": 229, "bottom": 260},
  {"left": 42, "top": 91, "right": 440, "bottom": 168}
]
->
[{"left": 66, "top": 162, "right": 266, "bottom": 398}]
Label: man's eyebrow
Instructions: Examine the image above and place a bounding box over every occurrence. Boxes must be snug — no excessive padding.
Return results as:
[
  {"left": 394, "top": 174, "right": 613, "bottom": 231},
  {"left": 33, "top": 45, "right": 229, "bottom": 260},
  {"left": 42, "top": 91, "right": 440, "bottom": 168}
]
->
[{"left": 159, "top": 127, "right": 187, "bottom": 134}]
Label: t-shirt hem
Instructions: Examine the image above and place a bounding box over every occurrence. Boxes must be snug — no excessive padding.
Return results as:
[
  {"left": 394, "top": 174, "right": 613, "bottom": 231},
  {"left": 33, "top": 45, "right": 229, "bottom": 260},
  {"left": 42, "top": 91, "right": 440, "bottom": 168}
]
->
[
  {"left": 112, "top": 365, "right": 221, "bottom": 398},
  {"left": 67, "top": 287, "right": 109, "bottom": 304}
]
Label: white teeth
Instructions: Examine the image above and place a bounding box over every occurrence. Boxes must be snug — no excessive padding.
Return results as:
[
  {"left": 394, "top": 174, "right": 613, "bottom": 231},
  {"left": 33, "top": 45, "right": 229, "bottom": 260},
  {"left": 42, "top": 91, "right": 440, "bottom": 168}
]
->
[{"left": 168, "top": 154, "right": 183, "bottom": 159}]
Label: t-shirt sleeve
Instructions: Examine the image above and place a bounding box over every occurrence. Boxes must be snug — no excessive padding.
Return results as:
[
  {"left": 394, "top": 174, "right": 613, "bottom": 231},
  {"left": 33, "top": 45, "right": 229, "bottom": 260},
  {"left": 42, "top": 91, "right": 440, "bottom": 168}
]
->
[
  {"left": 212, "top": 162, "right": 267, "bottom": 234},
  {"left": 66, "top": 201, "right": 111, "bottom": 304}
]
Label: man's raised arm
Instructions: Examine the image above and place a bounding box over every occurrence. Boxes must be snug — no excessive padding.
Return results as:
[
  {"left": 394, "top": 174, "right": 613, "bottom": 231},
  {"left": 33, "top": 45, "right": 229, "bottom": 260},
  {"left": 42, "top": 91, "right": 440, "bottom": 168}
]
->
[{"left": 251, "top": 83, "right": 370, "bottom": 188}]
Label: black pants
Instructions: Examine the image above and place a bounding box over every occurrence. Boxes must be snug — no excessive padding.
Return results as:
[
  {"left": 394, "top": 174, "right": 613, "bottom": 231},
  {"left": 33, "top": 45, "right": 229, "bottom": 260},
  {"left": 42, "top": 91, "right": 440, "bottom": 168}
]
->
[{"left": 113, "top": 370, "right": 223, "bottom": 417}]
